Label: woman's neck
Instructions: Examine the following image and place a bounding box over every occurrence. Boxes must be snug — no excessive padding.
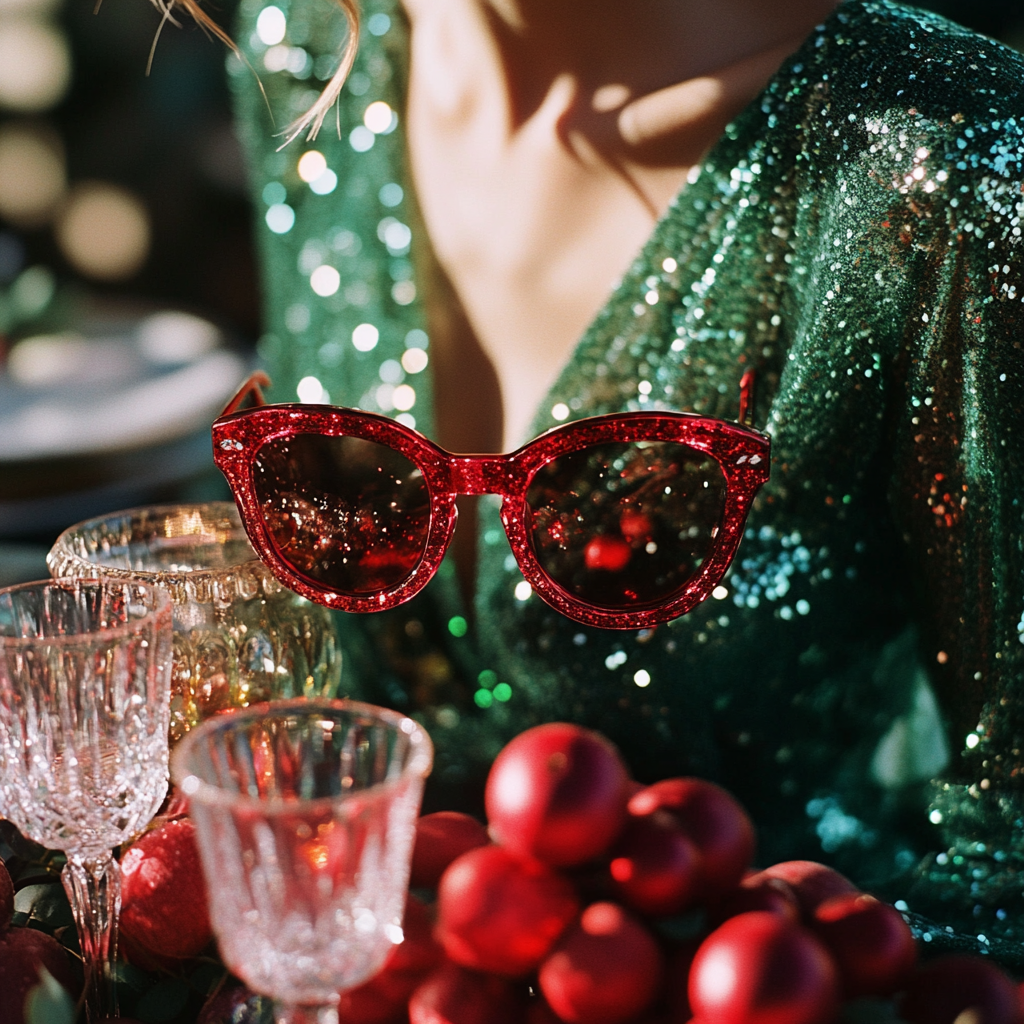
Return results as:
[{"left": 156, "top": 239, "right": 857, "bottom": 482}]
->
[{"left": 411, "top": 0, "right": 843, "bottom": 127}]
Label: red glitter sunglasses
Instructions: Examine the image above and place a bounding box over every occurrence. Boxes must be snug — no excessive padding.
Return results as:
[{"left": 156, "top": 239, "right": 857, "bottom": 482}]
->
[{"left": 213, "top": 372, "right": 769, "bottom": 630}]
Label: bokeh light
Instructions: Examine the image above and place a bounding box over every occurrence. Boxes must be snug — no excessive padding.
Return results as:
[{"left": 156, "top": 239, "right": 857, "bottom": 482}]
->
[
  {"left": 0, "top": 18, "right": 71, "bottom": 111},
  {"left": 309, "top": 264, "right": 340, "bottom": 296},
  {"left": 400, "top": 348, "right": 428, "bottom": 374},
  {"left": 363, "top": 101, "right": 396, "bottom": 134},
  {"left": 265, "top": 203, "right": 295, "bottom": 234},
  {"left": 297, "top": 150, "right": 327, "bottom": 182},
  {"left": 255, "top": 6, "right": 286, "bottom": 46},
  {"left": 55, "top": 182, "right": 151, "bottom": 281},
  {"left": 352, "top": 323, "right": 379, "bottom": 352},
  {"left": 0, "top": 124, "right": 65, "bottom": 225}
]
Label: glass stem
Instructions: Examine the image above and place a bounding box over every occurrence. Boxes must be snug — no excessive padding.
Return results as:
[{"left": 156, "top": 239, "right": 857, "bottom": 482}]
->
[
  {"left": 274, "top": 1004, "right": 339, "bottom": 1024},
  {"left": 62, "top": 852, "right": 120, "bottom": 1023}
]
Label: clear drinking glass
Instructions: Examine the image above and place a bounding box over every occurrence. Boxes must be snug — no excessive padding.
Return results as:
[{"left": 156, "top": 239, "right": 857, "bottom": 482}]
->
[
  {"left": 171, "top": 700, "right": 433, "bottom": 1024},
  {"left": 0, "top": 578, "right": 173, "bottom": 1021},
  {"left": 47, "top": 502, "right": 342, "bottom": 742}
]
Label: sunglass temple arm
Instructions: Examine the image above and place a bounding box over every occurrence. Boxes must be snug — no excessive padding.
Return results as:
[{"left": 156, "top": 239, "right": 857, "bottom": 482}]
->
[
  {"left": 738, "top": 369, "right": 756, "bottom": 428},
  {"left": 220, "top": 371, "right": 272, "bottom": 416}
]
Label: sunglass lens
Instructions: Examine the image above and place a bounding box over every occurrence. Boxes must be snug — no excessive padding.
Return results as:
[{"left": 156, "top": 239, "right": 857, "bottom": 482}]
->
[
  {"left": 252, "top": 434, "right": 431, "bottom": 594},
  {"left": 526, "top": 441, "right": 726, "bottom": 610}
]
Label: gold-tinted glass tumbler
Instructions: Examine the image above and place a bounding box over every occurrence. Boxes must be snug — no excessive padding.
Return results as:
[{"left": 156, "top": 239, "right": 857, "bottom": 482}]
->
[
  {"left": 172, "top": 700, "right": 433, "bottom": 1024},
  {"left": 0, "top": 578, "right": 173, "bottom": 1020},
  {"left": 47, "top": 502, "right": 342, "bottom": 741}
]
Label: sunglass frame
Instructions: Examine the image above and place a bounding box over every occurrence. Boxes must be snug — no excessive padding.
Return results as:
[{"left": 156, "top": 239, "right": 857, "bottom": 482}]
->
[{"left": 213, "top": 385, "right": 770, "bottom": 629}]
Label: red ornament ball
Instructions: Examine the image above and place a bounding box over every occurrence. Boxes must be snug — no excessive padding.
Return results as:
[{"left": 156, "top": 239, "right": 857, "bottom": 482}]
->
[
  {"left": 408, "top": 963, "right": 525, "bottom": 1024},
  {"left": 608, "top": 810, "right": 701, "bottom": 916},
  {"left": 584, "top": 536, "right": 633, "bottom": 572},
  {"left": 197, "top": 985, "right": 269, "bottom": 1024},
  {"left": 524, "top": 1000, "right": 564, "bottom": 1024},
  {"left": 486, "top": 723, "right": 631, "bottom": 867},
  {"left": 538, "top": 902, "right": 663, "bottom": 1024},
  {"left": 811, "top": 893, "right": 916, "bottom": 998},
  {"left": 711, "top": 873, "right": 801, "bottom": 927},
  {"left": 0, "top": 859, "right": 12, "bottom": 931},
  {"left": 410, "top": 812, "right": 489, "bottom": 890},
  {"left": 688, "top": 911, "right": 840, "bottom": 1024},
  {"left": 900, "top": 955, "right": 1022, "bottom": 1024},
  {"left": 337, "top": 894, "right": 442, "bottom": 1024},
  {"left": 0, "top": 927, "right": 78, "bottom": 1024},
  {"left": 628, "top": 778, "right": 755, "bottom": 899},
  {"left": 119, "top": 817, "right": 212, "bottom": 967},
  {"left": 749, "top": 861, "right": 858, "bottom": 920},
  {"left": 663, "top": 939, "right": 702, "bottom": 1024},
  {"left": 436, "top": 844, "right": 579, "bottom": 977}
]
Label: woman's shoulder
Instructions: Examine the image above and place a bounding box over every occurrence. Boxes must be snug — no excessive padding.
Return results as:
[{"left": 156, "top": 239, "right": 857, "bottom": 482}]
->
[
  {"left": 765, "top": 0, "right": 1024, "bottom": 156},
  {"left": 738, "top": 0, "right": 1024, "bottom": 259}
]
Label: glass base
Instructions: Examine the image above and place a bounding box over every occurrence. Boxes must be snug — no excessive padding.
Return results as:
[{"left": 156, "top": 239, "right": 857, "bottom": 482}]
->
[{"left": 274, "top": 1003, "right": 340, "bottom": 1024}]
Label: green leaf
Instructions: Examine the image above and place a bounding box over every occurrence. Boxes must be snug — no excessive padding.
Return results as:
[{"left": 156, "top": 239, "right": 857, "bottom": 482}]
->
[
  {"left": 135, "top": 977, "right": 191, "bottom": 1023},
  {"left": 112, "top": 960, "right": 153, "bottom": 993},
  {"left": 14, "top": 883, "right": 75, "bottom": 930},
  {"left": 112, "top": 959, "right": 154, "bottom": 1014},
  {"left": 188, "top": 961, "right": 228, "bottom": 996},
  {"left": 24, "top": 967, "right": 75, "bottom": 1024}
]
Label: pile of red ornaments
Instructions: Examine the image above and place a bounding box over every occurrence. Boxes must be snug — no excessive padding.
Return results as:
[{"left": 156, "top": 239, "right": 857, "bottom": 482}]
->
[
  {"left": 0, "top": 857, "right": 80, "bottom": 1024},
  {"left": 7, "top": 721, "right": 1024, "bottom": 1024},
  {"left": 353, "top": 722, "right": 1024, "bottom": 1024}
]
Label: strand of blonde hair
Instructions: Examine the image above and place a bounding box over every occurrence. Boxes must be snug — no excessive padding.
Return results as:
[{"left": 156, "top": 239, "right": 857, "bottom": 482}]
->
[
  {"left": 136, "top": 0, "right": 361, "bottom": 146},
  {"left": 279, "top": 0, "right": 361, "bottom": 147},
  {"left": 139, "top": 0, "right": 242, "bottom": 64}
]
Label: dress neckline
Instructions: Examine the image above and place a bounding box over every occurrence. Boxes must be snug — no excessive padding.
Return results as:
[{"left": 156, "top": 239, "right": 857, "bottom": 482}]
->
[{"left": 494, "top": 1, "right": 850, "bottom": 444}]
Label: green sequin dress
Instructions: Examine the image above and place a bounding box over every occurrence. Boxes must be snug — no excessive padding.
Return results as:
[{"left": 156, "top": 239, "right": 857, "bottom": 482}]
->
[{"left": 231, "top": 0, "right": 1024, "bottom": 961}]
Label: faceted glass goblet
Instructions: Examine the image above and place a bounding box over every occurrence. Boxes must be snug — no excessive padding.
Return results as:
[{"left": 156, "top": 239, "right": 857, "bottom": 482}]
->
[
  {"left": 0, "top": 578, "right": 173, "bottom": 1021},
  {"left": 172, "top": 700, "right": 433, "bottom": 1024},
  {"left": 47, "top": 502, "right": 342, "bottom": 742}
]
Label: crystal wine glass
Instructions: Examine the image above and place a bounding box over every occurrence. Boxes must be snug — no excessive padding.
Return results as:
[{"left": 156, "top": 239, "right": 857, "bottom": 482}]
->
[
  {"left": 0, "top": 578, "right": 173, "bottom": 1021},
  {"left": 171, "top": 699, "right": 433, "bottom": 1024}
]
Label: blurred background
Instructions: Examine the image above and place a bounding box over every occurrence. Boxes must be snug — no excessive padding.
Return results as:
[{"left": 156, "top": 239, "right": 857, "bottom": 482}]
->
[{"left": 0, "top": 0, "right": 1022, "bottom": 585}]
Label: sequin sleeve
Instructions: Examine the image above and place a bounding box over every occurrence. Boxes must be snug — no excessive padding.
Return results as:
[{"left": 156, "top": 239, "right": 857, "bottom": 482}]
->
[
  {"left": 883, "top": 101, "right": 1024, "bottom": 896},
  {"left": 813, "top": 25, "right": 1024, "bottom": 930}
]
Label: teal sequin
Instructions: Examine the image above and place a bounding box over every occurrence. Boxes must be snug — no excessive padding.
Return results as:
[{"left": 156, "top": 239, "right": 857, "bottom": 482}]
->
[{"left": 232, "top": 0, "right": 1024, "bottom": 962}]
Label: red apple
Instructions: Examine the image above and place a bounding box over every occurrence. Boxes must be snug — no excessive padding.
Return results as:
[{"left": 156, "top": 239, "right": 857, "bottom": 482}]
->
[
  {"left": 486, "top": 723, "right": 631, "bottom": 867},
  {"left": 0, "top": 927, "right": 78, "bottom": 1024},
  {"left": 119, "top": 817, "right": 212, "bottom": 967},
  {"left": 410, "top": 813, "right": 489, "bottom": 890},
  {"left": 437, "top": 845, "right": 579, "bottom": 977}
]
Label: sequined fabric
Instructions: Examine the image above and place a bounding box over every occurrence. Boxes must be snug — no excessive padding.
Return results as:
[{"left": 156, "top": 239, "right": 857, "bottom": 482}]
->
[{"left": 231, "top": 0, "right": 1024, "bottom": 961}]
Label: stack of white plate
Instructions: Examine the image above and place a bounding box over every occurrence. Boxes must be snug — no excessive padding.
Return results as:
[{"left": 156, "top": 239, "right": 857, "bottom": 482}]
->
[{"left": 0, "top": 308, "right": 249, "bottom": 540}]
